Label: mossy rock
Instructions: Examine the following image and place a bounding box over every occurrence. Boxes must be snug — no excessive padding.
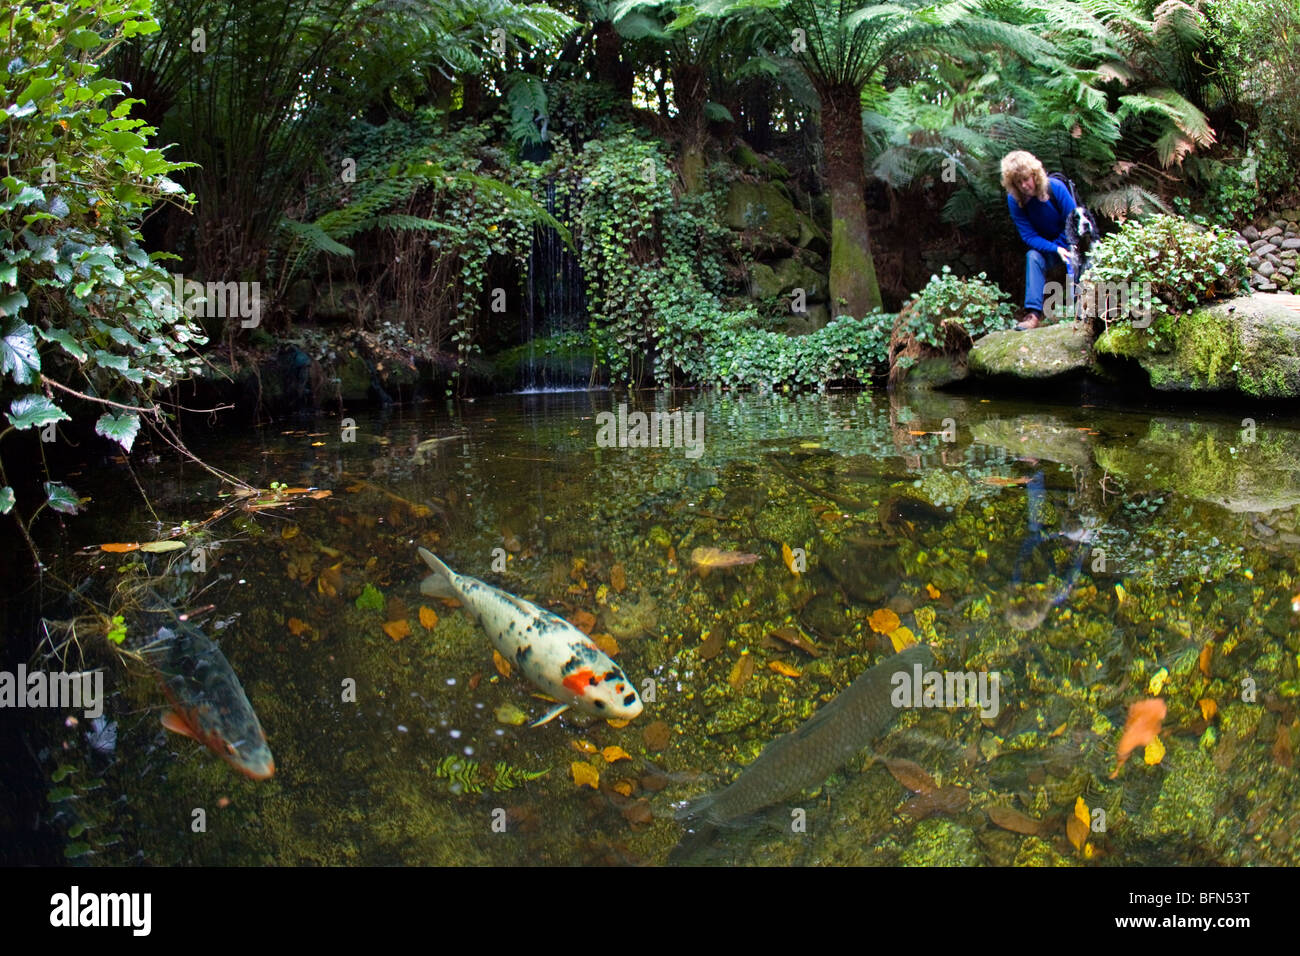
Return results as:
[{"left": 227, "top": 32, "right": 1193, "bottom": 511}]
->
[
  {"left": 968, "top": 323, "right": 1095, "bottom": 380},
  {"left": 724, "top": 181, "right": 801, "bottom": 249},
  {"left": 783, "top": 303, "right": 831, "bottom": 335},
  {"left": 336, "top": 354, "right": 372, "bottom": 402},
  {"left": 730, "top": 143, "right": 790, "bottom": 180},
  {"left": 749, "top": 257, "right": 827, "bottom": 303},
  {"left": 899, "top": 354, "right": 968, "bottom": 390}
]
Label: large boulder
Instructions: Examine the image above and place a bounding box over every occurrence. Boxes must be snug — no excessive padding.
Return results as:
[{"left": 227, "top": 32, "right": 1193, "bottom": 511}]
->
[
  {"left": 968, "top": 323, "right": 1095, "bottom": 380},
  {"left": 748, "top": 256, "right": 828, "bottom": 303},
  {"left": 724, "top": 181, "right": 802, "bottom": 250},
  {"left": 1094, "top": 293, "right": 1300, "bottom": 398}
]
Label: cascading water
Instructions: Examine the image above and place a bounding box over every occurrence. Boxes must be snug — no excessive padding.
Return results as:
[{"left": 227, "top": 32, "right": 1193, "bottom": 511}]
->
[{"left": 521, "top": 176, "right": 592, "bottom": 392}]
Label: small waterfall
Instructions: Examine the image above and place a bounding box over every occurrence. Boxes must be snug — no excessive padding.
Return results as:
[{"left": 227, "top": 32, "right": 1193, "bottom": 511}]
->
[{"left": 521, "top": 177, "right": 591, "bottom": 392}]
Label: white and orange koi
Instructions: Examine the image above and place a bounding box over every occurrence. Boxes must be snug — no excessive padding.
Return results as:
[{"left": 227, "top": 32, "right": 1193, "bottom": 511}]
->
[{"left": 418, "top": 548, "right": 643, "bottom": 725}]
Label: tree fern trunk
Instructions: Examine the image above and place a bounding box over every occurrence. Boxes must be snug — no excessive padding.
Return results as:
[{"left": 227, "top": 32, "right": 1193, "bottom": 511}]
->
[{"left": 821, "top": 83, "right": 882, "bottom": 318}]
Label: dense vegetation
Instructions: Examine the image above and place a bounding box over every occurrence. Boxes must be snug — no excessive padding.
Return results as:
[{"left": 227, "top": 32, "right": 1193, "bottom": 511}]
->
[{"left": 2, "top": 0, "right": 1297, "bottom": 546}]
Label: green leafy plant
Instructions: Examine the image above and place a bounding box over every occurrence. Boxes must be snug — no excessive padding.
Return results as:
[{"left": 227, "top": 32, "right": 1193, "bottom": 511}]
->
[
  {"left": 355, "top": 583, "right": 385, "bottom": 612},
  {"left": 899, "top": 267, "right": 1015, "bottom": 352}
]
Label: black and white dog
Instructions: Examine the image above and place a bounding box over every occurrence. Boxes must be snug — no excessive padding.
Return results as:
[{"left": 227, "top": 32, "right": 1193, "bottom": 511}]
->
[{"left": 1064, "top": 205, "right": 1099, "bottom": 326}]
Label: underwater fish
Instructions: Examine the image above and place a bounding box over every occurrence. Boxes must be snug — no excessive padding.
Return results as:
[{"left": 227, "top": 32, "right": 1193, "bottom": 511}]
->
[
  {"left": 418, "top": 548, "right": 642, "bottom": 725},
  {"left": 128, "top": 589, "right": 274, "bottom": 780},
  {"left": 674, "top": 643, "right": 934, "bottom": 853}
]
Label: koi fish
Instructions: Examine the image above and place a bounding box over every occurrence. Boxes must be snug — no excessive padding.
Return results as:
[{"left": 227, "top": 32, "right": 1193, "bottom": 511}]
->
[
  {"left": 129, "top": 590, "right": 274, "bottom": 780},
  {"left": 417, "top": 548, "right": 642, "bottom": 725}
]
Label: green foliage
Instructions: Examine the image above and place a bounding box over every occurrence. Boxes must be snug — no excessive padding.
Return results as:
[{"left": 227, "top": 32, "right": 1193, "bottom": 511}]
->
[
  {"left": 901, "top": 268, "right": 1016, "bottom": 351},
  {"left": 0, "top": 0, "right": 202, "bottom": 543},
  {"left": 1086, "top": 214, "right": 1249, "bottom": 323},
  {"left": 434, "top": 755, "right": 548, "bottom": 794},
  {"left": 355, "top": 583, "right": 385, "bottom": 612}
]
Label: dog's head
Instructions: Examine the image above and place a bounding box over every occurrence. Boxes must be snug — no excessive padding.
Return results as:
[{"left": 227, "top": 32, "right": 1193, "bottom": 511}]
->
[{"left": 1066, "top": 206, "right": 1098, "bottom": 257}]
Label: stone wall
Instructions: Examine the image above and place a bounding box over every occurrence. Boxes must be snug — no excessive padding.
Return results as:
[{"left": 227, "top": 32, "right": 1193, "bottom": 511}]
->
[{"left": 1238, "top": 209, "right": 1300, "bottom": 292}]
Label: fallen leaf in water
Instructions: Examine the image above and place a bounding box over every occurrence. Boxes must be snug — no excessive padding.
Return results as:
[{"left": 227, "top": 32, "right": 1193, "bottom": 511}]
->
[
  {"left": 698, "top": 629, "right": 725, "bottom": 660},
  {"left": 1143, "top": 735, "right": 1166, "bottom": 766},
  {"left": 419, "top": 606, "right": 438, "bottom": 629},
  {"left": 768, "top": 660, "right": 801, "bottom": 678},
  {"left": 868, "top": 608, "right": 901, "bottom": 634},
  {"left": 908, "top": 430, "right": 928, "bottom": 436},
  {"left": 382, "top": 619, "right": 410, "bottom": 641},
  {"left": 622, "top": 799, "right": 653, "bottom": 826},
  {"left": 901, "top": 785, "right": 969, "bottom": 820},
  {"left": 281, "top": 524, "right": 299, "bottom": 540},
  {"left": 691, "top": 547, "right": 759, "bottom": 569},
  {"left": 782, "top": 543, "right": 801, "bottom": 577},
  {"left": 571, "top": 761, "right": 599, "bottom": 789},
  {"left": 612, "top": 781, "right": 634, "bottom": 797},
  {"left": 982, "top": 476, "right": 1030, "bottom": 487},
  {"left": 605, "top": 718, "right": 632, "bottom": 728},
  {"left": 495, "top": 703, "right": 528, "bottom": 726},
  {"left": 602, "top": 746, "right": 631, "bottom": 763},
  {"left": 884, "top": 758, "right": 936, "bottom": 794},
  {"left": 317, "top": 562, "right": 343, "bottom": 598},
  {"left": 1273, "top": 722, "right": 1294, "bottom": 768},
  {"left": 99, "top": 542, "right": 140, "bottom": 553},
  {"left": 643, "top": 721, "right": 671, "bottom": 752},
  {"left": 925, "top": 583, "right": 941, "bottom": 599},
  {"left": 571, "top": 739, "right": 597, "bottom": 755},
  {"left": 610, "top": 564, "right": 627, "bottom": 593},
  {"left": 468, "top": 673, "right": 482, "bottom": 690},
  {"left": 287, "top": 618, "right": 312, "bottom": 637},
  {"left": 592, "top": 632, "right": 620, "bottom": 656},
  {"left": 139, "top": 540, "right": 187, "bottom": 553},
  {"left": 889, "top": 626, "right": 917, "bottom": 651},
  {"left": 1110, "top": 698, "right": 1167, "bottom": 778},
  {"left": 492, "top": 650, "right": 511, "bottom": 678},
  {"left": 1198, "top": 698, "right": 1217, "bottom": 720},
  {"left": 767, "top": 625, "right": 820, "bottom": 657},
  {"left": 1199, "top": 641, "right": 1214, "bottom": 677},
  {"left": 1066, "top": 810, "right": 1090, "bottom": 852},
  {"left": 728, "top": 651, "right": 754, "bottom": 690},
  {"left": 987, "top": 806, "right": 1044, "bottom": 835},
  {"left": 1147, "top": 667, "right": 1169, "bottom": 695},
  {"left": 570, "top": 609, "right": 597, "bottom": 634}
]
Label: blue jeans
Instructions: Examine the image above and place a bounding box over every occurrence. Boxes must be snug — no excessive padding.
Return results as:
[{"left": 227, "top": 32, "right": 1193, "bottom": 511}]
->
[{"left": 1024, "top": 250, "right": 1066, "bottom": 313}]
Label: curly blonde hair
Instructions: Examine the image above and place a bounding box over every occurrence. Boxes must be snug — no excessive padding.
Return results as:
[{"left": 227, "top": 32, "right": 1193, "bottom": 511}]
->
[{"left": 1001, "top": 151, "right": 1048, "bottom": 206}]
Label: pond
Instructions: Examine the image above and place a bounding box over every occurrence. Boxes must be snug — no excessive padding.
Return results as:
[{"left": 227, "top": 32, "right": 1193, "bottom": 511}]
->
[{"left": 30, "top": 389, "right": 1300, "bottom": 865}]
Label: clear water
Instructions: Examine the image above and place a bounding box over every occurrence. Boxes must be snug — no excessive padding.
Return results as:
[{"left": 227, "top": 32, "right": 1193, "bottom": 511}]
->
[{"left": 32, "top": 389, "right": 1300, "bottom": 865}]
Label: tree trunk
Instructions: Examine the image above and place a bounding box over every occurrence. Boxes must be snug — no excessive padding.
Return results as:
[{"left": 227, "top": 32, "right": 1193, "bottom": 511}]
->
[
  {"left": 820, "top": 83, "right": 882, "bottom": 317},
  {"left": 594, "top": 20, "right": 633, "bottom": 100}
]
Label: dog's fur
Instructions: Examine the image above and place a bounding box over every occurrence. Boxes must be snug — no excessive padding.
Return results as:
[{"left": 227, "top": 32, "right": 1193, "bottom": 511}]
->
[{"left": 1064, "top": 205, "right": 1099, "bottom": 327}]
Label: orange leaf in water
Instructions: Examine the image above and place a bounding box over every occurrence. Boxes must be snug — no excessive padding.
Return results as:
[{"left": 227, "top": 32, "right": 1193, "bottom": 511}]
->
[
  {"left": 782, "top": 543, "right": 801, "bottom": 577},
  {"left": 926, "top": 584, "right": 941, "bottom": 599},
  {"left": 419, "top": 606, "right": 439, "bottom": 629},
  {"left": 570, "top": 739, "right": 598, "bottom": 755},
  {"left": 1198, "top": 698, "right": 1217, "bottom": 720},
  {"left": 1066, "top": 813, "right": 1090, "bottom": 852},
  {"left": 571, "top": 761, "right": 599, "bottom": 789},
  {"left": 591, "top": 632, "right": 619, "bottom": 656},
  {"left": 612, "top": 781, "right": 634, "bottom": 797},
  {"left": 690, "top": 547, "right": 759, "bottom": 569},
  {"left": 987, "top": 806, "right": 1044, "bottom": 835},
  {"left": 868, "top": 608, "right": 901, "bottom": 634},
  {"left": 908, "top": 430, "right": 928, "bottom": 437},
  {"left": 570, "top": 609, "right": 597, "bottom": 634},
  {"left": 601, "top": 746, "right": 631, "bottom": 763},
  {"left": 492, "top": 650, "right": 511, "bottom": 678},
  {"left": 99, "top": 542, "right": 141, "bottom": 553},
  {"left": 610, "top": 564, "right": 626, "bottom": 593},
  {"left": 768, "top": 660, "right": 801, "bottom": 678},
  {"left": 1110, "top": 698, "right": 1167, "bottom": 778},
  {"left": 883, "top": 758, "right": 936, "bottom": 794},
  {"left": 1199, "top": 641, "right": 1214, "bottom": 677},
  {"left": 382, "top": 619, "right": 410, "bottom": 642},
  {"left": 287, "top": 617, "right": 312, "bottom": 637},
  {"left": 605, "top": 718, "right": 632, "bottom": 729}
]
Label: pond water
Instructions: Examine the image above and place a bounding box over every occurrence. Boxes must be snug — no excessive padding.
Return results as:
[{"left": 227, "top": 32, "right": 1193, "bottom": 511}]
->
[{"left": 30, "top": 389, "right": 1300, "bottom": 865}]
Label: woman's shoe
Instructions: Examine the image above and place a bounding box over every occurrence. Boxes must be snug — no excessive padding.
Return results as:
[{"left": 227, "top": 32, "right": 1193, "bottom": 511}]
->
[{"left": 1015, "top": 310, "right": 1043, "bottom": 331}]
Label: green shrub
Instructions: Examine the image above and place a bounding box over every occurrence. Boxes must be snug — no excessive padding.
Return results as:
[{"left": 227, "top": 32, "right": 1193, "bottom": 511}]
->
[
  {"left": 899, "top": 268, "right": 1015, "bottom": 350},
  {"left": 1084, "top": 214, "right": 1249, "bottom": 323}
]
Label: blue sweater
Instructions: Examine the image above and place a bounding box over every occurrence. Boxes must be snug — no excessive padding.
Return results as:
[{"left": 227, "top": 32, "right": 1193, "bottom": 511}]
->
[{"left": 1007, "top": 178, "right": 1075, "bottom": 255}]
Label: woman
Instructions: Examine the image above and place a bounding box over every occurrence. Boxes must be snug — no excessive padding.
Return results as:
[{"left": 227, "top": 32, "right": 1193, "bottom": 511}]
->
[{"left": 1001, "top": 151, "right": 1073, "bottom": 331}]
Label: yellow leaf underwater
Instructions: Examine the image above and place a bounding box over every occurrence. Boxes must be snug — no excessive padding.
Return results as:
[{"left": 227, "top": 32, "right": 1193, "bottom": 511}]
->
[
  {"left": 571, "top": 761, "right": 599, "bottom": 789},
  {"left": 570, "top": 739, "right": 598, "bottom": 755},
  {"left": 1198, "top": 698, "right": 1217, "bottom": 720},
  {"left": 382, "top": 619, "right": 410, "bottom": 642},
  {"left": 1147, "top": 667, "right": 1169, "bottom": 696},
  {"left": 286, "top": 617, "right": 312, "bottom": 638},
  {"left": 690, "top": 546, "right": 759, "bottom": 569},
  {"left": 492, "top": 650, "right": 511, "bottom": 678},
  {"left": 139, "top": 540, "right": 187, "bottom": 553},
  {"left": 1143, "top": 735, "right": 1166, "bottom": 766},
  {"left": 728, "top": 651, "right": 754, "bottom": 690},
  {"left": 494, "top": 703, "right": 528, "bottom": 726},
  {"left": 601, "top": 746, "right": 631, "bottom": 763},
  {"left": 419, "top": 606, "right": 439, "bottom": 629},
  {"left": 768, "top": 660, "right": 801, "bottom": 678},
  {"left": 889, "top": 626, "right": 917, "bottom": 651},
  {"left": 868, "top": 608, "right": 901, "bottom": 634},
  {"left": 592, "top": 632, "right": 620, "bottom": 656},
  {"left": 782, "top": 543, "right": 800, "bottom": 577}
]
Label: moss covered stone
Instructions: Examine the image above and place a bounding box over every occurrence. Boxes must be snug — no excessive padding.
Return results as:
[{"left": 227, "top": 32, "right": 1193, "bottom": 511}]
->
[
  {"left": 724, "top": 181, "right": 802, "bottom": 247},
  {"left": 968, "top": 323, "right": 1094, "bottom": 379}
]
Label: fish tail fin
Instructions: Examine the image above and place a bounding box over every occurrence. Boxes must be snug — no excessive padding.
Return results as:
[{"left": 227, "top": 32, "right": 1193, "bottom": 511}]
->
[{"left": 417, "top": 548, "right": 458, "bottom": 600}]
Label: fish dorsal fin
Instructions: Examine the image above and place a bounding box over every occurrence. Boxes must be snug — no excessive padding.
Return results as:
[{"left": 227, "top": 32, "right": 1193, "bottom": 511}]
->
[{"left": 161, "top": 710, "right": 199, "bottom": 741}]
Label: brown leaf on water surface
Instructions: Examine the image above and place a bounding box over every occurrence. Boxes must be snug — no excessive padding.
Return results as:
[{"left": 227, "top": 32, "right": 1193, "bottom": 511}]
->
[
  {"left": 610, "top": 564, "right": 627, "bottom": 593},
  {"left": 868, "top": 608, "right": 901, "bottom": 634},
  {"left": 382, "top": 619, "right": 410, "bottom": 642},
  {"left": 571, "top": 761, "right": 599, "bottom": 789},
  {"left": 492, "top": 650, "right": 511, "bottom": 678},
  {"left": 901, "top": 785, "right": 969, "bottom": 820},
  {"left": 690, "top": 547, "right": 759, "bottom": 569},
  {"left": 728, "top": 651, "right": 755, "bottom": 690},
  {"left": 99, "top": 542, "right": 141, "bottom": 553},
  {"left": 987, "top": 806, "right": 1045, "bottom": 836},
  {"left": 768, "top": 626, "right": 821, "bottom": 657},
  {"left": 884, "top": 758, "right": 937, "bottom": 794},
  {"left": 419, "top": 606, "right": 439, "bottom": 629},
  {"left": 570, "top": 609, "right": 597, "bottom": 634}
]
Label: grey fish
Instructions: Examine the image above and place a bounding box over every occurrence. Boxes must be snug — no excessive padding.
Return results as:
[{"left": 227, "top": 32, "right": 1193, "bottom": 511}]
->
[{"left": 677, "top": 643, "right": 934, "bottom": 829}]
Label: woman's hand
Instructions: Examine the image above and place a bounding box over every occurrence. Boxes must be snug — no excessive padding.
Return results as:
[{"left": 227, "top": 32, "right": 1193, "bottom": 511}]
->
[{"left": 1057, "top": 246, "right": 1070, "bottom": 263}]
